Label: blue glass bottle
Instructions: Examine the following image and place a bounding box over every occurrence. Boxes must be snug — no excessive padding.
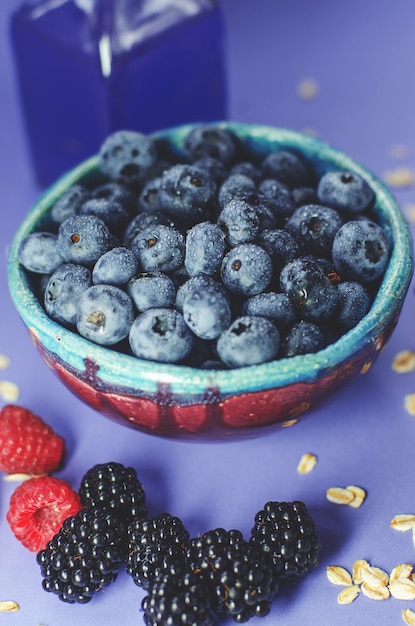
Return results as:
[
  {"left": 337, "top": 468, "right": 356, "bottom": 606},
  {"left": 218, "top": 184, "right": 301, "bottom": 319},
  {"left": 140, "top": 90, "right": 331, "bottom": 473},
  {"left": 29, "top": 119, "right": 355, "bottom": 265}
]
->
[{"left": 11, "top": 0, "right": 227, "bottom": 186}]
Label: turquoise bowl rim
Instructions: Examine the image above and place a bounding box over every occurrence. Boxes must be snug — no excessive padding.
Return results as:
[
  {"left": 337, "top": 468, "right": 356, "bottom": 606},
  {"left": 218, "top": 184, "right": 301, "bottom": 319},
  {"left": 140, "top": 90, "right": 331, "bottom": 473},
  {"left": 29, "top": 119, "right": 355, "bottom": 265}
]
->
[{"left": 7, "top": 122, "right": 414, "bottom": 398}]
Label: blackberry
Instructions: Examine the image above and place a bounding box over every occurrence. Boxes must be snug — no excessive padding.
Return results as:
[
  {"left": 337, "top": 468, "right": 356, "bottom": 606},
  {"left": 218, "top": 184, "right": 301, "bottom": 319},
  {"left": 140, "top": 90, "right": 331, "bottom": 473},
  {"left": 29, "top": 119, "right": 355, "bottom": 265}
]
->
[
  {"left": 142, "top": 563, "right": 214, "bottom": 626},
  {"left": 79, "top": 462, "right": 147, "bottom": 524},
  {"left": 126, "top": 513, "right": 190, "bottom": 590},
  {"left": 250, "top": 501, "right": 320, "bottom": 581},
  {"left": 36, "top": 507, "right": 126, "bottom": 604},
  {"left": 187, "top": 528, "right": 277, "bottom": 622}
]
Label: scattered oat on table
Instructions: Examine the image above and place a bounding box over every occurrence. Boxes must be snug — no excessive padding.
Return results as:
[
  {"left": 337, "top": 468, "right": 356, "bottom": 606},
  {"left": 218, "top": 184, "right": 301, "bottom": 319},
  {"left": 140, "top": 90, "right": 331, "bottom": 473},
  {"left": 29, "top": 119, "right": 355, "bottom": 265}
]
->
[
  {"left": 392, "top": 350, "right": 415, "bottom": 373},
  {"left": 297, "top": 453, "right": 318, "bottom": 474},
  {"left": 296, "top": 78, "right": 320, "bottom": 100},
  {"left": 0, "top": 354, "right": 10, "bottom": 370},
  {"left": 402, "top": 608, "right": 415, "bottom": 625},
  {"left": 404, "top": 394, "right": 415, "bottom": 416},
  {"left": 390, "top": 144, "right": 410, "bottom": 160},
  {"left": 326, "top": 565, "right": 353, "bottom": 586},
  {"left": 383, "top": 167, "right": 414, "bottom": 188},
  {"left": 337, "top": 585, "right": 361, "bottom": 605},
  {"left": 353, "top": 559, "right": 370, "bottom": 585},
  {"left": 326, "top": 486, "right": 366, "bottom": 507},
  {"left": 390, "top": 578, "right": 415, "bottom": 601},
  {"left": 404, "top": 203, "right": 415, "bottom": 223},
  {"left": 390, "top": 514, "right": 415, "bottom": 532},
  {"left": 390, "top": 564, "right": 414, "bottom": 583},
  {"left": 0, "top": 380, "right": 19, "bottom": 402},
  {"left": 0, "top": 601, "right": 19, "bottom": 612},
  {"left": 3, "top": 473, "right": 32, "bottom": 483}
]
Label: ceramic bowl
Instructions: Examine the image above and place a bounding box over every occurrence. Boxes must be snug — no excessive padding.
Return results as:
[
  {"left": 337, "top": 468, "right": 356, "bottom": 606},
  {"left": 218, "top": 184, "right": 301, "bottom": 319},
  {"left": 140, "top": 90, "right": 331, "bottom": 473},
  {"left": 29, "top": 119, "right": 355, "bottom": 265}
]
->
[{"left": 7, "top": 123, "right": 414, "bottom": 440}]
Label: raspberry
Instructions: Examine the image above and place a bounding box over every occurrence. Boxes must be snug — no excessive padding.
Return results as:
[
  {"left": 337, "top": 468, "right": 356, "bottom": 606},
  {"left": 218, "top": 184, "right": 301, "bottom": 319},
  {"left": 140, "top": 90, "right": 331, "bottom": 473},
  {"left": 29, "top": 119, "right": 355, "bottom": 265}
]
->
[
  {"left": 79, "top": 461, "right": 147, "bottom": 524},
  {"left": 37, "top": 506, "right": 126, "bottom": 604},
  {"left": 249, "top": 501, "right": 321, "bottom": 581},
  {"left": 0, "top": 404, "right": 65, "bottom": 476},
  {"left": 126, "top": 513, "right": 190, "bottom": 590},
  {"left": 7, "top": 476, "right": 82, "bottom": 552}
]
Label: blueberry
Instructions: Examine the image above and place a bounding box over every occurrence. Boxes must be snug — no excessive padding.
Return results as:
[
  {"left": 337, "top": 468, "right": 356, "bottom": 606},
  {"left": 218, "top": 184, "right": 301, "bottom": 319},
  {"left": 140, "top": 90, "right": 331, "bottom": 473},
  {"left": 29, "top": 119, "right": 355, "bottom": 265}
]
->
[
  {"left": 259, "top": 178, "right": 296, "bottom": 220},
  {"left": 216, "top": 316, "right": 280, "bottom": 367},
  {"left": 127, "top": 272, "right": 176, "bottom": 312},
  {"left": 175, "top": 275, "right": 225, "bottom": 312},
  {"left": 92, "top": 182, "right": 136, "bottom": 214},
  {"left": 77, "top": 284, "right": 134, "bottom": 346},
  {"left": 192, "top": 156, "right": 228, "bottom": 185},
  {"left": 261, "top": 149, "right": 311, "bottom": 189},
  {"left": 230, "top": 161, "right": 262, "bottom": 184},
  {"left": 336, "top": 281, "right": 371, "bottom": 331},
  {"left": 282, "top": 321, "right": 325, "bottom": 357},
  {"left": 218, "top": 173, "right": 256, "bottom": 207},
  {"left": 291, "top": 186, "right": 318, "bottom": 207},
  {"left": 331, "top": 220, "right": 391, "bottom": 283},
  {"left": 241, "top": 292, "right": 298, "bottom": 330},
  {"left": 79, "top": 198, "right": 130, "bottom": 238},
  {"left": 317, "top": 170, "right": 375, "bottom": 213},
  {"left": 184, "top": 125, "right": 237, "bottom": 165},
  {"left": 44, "top": 263, "right": 92, "bottom": 327},
  {"left": 285, "top": 204, "right": 343, "bottom": 258},
  {"left": 217, "top": 197, "right": 260, "bottom": 246},
  {"left": 57, "top": 215, "right": 114, "bottom": 266},
  {"left": 123, "top": 211, "right": 175, "bottom": 248},
  {"left": 99, "top": 130, "right": 157, "bottom": 185},
  {"left": 158, "top": 164, "right": 217, "bottom": 222},
  {"left": 129, "top": 308, "right": 194, "bottom": 363},
  {"left": 137, "top": 176, "right": 163, "bottom": 214},
  {"left": 18, "top": 232, "right": 63, "bottom": 274},
  {"left": 50, "top": 185, "right": 91, "bottom": 225},
  {"left": 182, "top": 285, "right": 231, "bottom": 340},
  {"left": 280, "top": 257, "right": 339, "bottom": 322},
  {"left": 92, "top": 247, "right": 138, "bottom": 286},
  {"left": 131, "top": 224, "right": 185, "bottom": 273},
  {"left": 221, "top": 244, "right": 273, "bottom": 297},
  {"left": 184, "top": 221, "right": 226, "bottom": 277},
  {"left": 257, "top": 229, "right": 299, "bottom": 273}
]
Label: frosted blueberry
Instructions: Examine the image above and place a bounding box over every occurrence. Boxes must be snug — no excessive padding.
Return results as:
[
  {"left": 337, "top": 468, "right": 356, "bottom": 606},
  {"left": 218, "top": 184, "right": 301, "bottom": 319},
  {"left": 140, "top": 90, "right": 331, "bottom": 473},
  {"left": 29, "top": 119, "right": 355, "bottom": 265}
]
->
[
  {"left": 282, "top": 321, "right": 326, "bottom": 357},
  {"left": 184, "top": 221, "right": 226, "bottom": 276},
  {"left": 218, "top": 173, "right": 256, "bottom": 207},
  {"left": 280, "top": 257, "right": 339, "bottom": 322},
  {"left": 50, "top": 185, "right": 91, "bottom": 225},
  {"left": 99, "top": 130, "right": 157, "bottom": 185},
  {"left": 129, "top": 308, "right": 194, "bottom": 363},
  {"left": 18, "top": 232, "right": 63, "bottom": 274},
  {"left": 217, "top": 316, "right": 280, "bottom": 367},
  {"left": 217, "top": 197, "right": 260, "bottom": 247},
  {"left": 123, "top": 211, "right": 175, "bottom": 248},
  {"left": 57, "top": 215, "right": 113, "bottom": 266},
  {"left": 92, "top": 247, "right": 138, "bottom": 286},
  {"left": 221, "top": 244, "right": 273, "bottom": 297},
  {"left": 259, "top": 178, "right": 296, "bottom": 220},
  {"left": 44, "top": 263, "right": 92, "bottom": 327},
  {"left": 261, "top": 149, "right": 312, "bottom": 189},
  {"left": 331, "top": 220, "right": 391, "bottom": 283},
  {"left": 175, "top": 276, "right": 226, "bottom": 312},
  {"left": 285, "top": 204, "right": 343, "bottom": 258},
  {"left": 158, "top": 164, "right": 217, "bottom": 222},
  {"left": 131, "top": 224, "right": 185, "bottom": 273},
  {"left": 317, "top": 170, "right": 375, "bottom": 213},
  {"left": 336, "top": 281, "right": 371, "bottom": 331},
  {"left": 182, "top": 285, "right": 231, "bottom": 340},
  {"left": 77, "top": 284, "right": 134, "bottom": 346},
  {"left": 127, "top": 272, "right": 176, "bottom": 312},
  {"left": 184, "top": 125, "right": 237, "bottom": 165},
  {"left": 241, "top": 292, "right": 298, "bottom": 330},
  {"left": 79, "top": 198, "right": 130, "bottom": 237}
]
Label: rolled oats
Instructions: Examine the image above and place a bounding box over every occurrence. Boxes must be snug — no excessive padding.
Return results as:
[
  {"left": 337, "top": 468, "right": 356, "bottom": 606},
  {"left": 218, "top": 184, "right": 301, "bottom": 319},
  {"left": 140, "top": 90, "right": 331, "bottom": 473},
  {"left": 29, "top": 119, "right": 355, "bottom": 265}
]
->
[
  {"left": 390, "top": 514, "right": 415, "bottom": 532},
  {"left": 0, "top": 601, "right": 19, "bottom": 612},
  {"left": 326, "top": 565, "right": 353, "bottom": 586},
  {"left": 346, "top": 485, "right": 367, "bottom": 508},
  {"left": 390, "top": 564, "right": 414, "bottom": 582},
  {"left": 402, "top": 608, "right": 415, "bottom": 625},
  {"left": 389, "top": 578, "right": 415, "bottom": 601},
  {"left": 337, "top": 585, "right": 361, "bottom": 605},
  {"left": 352, "top": 559, "right": 370, "bottom": 585},
  {"left": 361, "top": 582, "right": 390, "bottom": 600},
  {"left": 326, "top": 487, "right": 355, "bottom": 505},
  {"left": 392, "top": 350, "right": 415, "bottom": 373},
  {"left": 297, "top": 453, "right": 318, "bottom": 474}
]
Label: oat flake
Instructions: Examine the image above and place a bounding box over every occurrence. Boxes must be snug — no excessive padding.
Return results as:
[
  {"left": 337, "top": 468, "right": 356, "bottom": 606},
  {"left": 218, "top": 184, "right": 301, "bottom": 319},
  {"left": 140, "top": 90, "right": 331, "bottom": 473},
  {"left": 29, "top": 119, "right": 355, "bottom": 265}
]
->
[
  {"left": 346, "top": 485, "right": 367, "bottom": 508},
  {"left": 361, "top": 565, "right": 389, "bottom": 588},
  {"left": 404, "top": 394, "right": 415, "bottom": 416},
  {"left": 326, "top": 487, "right": 355, "bottom": 505},
  {"left": 337, "top": 585, "right": 361, "bottom": 605},
  {"left": 361, "top": 581, "right": 390, "bottom": 600},
  {"left": 390, "top": 564, "right": 414, "bottom": 583},
  {"left": 403, "top": 608, "right": 415, "bottom": 625},
  {"left": 390, "top": 514, "right": 415, "bottom": 532},
  {"left": 326, "top": 565, "right": 352, "bottom": 586},
  {"left": 392, "top": 350, "right": 415, "bottom": 373},
  {"left": 0, "top": 601, "right": 19, "bottom": 612},
  {"left": 297, "top": 453, "right": 318, "bottom": 474},
  {"left": 352, "top": 559, "right": 370, "bottom": 585},
  {"left": 296, "top": 78, "right": 319, "bottom": 100},
  {"left": 0, "top": 380, "right": 19, "bottom": 402},
  {"left": 383, "top": 167, "right": 415, "bottom": 188},
  {"left": 390, "top": 578, "right": 415, "bottom": 600},
  {"left": 0, "top": 354, "right": 10, "bottom": 370}
]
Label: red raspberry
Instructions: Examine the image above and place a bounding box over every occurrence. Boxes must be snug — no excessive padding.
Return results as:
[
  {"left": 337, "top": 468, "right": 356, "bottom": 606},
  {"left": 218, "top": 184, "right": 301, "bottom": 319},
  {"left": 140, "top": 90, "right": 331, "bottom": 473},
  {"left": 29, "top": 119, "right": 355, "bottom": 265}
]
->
[
  {"left": 7, "top": 476, "right": 82, "bottom": 552},
  {"left": 0, "top": 404, "right": 65, "bottom": 475}
]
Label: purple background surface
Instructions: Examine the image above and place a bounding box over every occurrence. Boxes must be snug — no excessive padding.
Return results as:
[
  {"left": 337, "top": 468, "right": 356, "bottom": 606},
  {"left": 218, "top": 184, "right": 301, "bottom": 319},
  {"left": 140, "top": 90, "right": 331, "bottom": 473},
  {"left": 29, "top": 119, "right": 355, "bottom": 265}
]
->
[{"left": 1, "top": 1, "right": 415, "bottom": 625}]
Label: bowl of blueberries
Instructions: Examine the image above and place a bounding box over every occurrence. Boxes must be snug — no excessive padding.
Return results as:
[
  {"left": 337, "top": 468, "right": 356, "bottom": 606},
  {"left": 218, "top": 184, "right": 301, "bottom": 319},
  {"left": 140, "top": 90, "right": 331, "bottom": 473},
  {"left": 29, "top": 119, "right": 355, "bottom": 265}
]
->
[{"left": 8, "top": 122, "right": 414, "bottom": 439}]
